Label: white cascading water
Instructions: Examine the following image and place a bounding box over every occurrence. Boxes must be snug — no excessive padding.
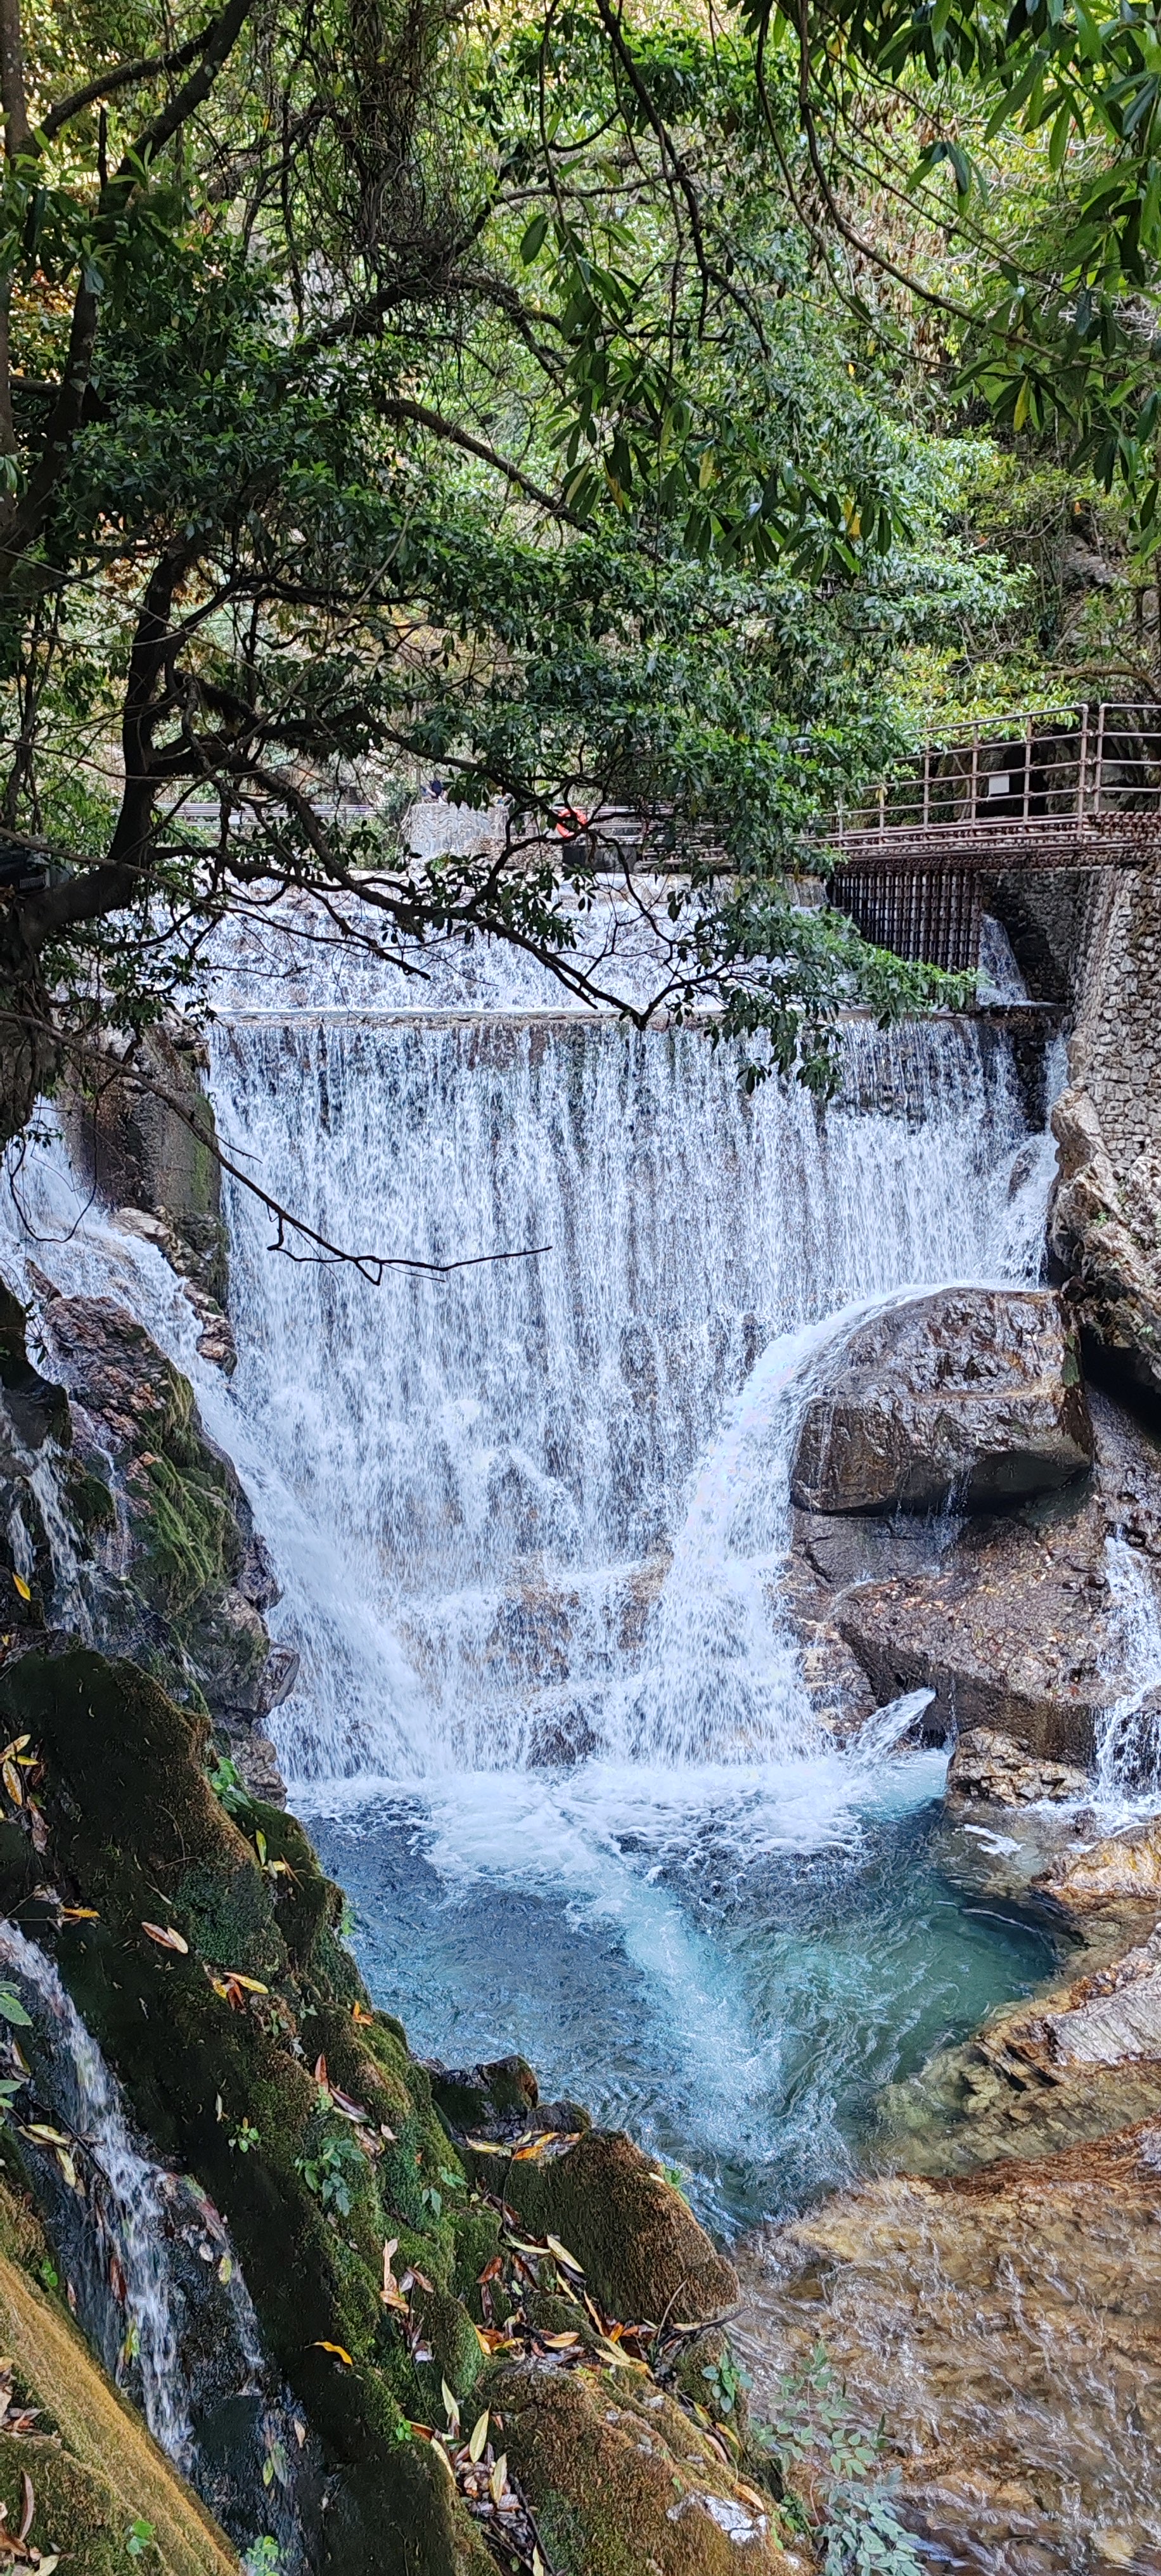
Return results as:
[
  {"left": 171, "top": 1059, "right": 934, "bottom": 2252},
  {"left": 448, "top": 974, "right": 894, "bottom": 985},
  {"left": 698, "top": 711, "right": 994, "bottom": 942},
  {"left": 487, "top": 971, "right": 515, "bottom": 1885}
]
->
[
  {"left": 0, "top": 912, "right": 1074, "bottom": 2222},
  {"left": 1096, "top": 1535, "right": 1161, "bottom": 1805},
  {"left": 0, "top": 1920, "right": 193, "bottom": 2459},
  {"left": 0, "top": 1920, "right": 320, "bottom": 2566},
  {"left": 204, "top": 1009, "right": 1057, "bottom": 1779}
]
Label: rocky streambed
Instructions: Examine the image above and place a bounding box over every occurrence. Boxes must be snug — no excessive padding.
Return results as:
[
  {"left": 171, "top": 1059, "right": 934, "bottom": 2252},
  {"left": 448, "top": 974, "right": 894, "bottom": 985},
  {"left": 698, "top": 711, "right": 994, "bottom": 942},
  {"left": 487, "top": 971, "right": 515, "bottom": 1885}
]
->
[{"left": 734, "top": 1276, "right": 1161, "bottom": 2575}]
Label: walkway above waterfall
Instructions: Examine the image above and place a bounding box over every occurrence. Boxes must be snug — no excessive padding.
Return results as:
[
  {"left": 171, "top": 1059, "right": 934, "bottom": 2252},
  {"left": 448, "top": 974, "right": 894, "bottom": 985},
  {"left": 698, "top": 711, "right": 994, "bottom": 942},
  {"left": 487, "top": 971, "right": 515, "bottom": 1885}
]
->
[{"left": 830, "top": 700, "right": 1161, "bottom": 970}]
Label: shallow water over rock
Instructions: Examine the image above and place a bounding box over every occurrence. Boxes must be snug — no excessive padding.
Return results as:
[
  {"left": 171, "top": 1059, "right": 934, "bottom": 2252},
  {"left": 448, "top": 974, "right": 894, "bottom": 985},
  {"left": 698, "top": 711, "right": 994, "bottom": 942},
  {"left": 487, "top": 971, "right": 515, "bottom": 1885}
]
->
[{"left": 734, "top": 2125, "right": 1161, "bottom": 2575}]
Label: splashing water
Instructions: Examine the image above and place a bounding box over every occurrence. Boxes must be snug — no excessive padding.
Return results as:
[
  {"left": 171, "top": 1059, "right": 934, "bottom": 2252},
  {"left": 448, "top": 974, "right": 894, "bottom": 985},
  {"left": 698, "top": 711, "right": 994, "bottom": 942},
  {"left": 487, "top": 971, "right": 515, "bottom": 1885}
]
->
[{"left": 1094, "top": 1536, "right": 1161, "bottom": 1809}]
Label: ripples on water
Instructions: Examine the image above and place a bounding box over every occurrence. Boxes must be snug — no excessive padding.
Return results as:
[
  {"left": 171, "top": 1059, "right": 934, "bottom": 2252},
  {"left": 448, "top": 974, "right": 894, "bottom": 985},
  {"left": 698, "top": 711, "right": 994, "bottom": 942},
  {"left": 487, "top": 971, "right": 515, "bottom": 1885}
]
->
[{"left": 303, "top": 1756, "right": 1059, "bottom": 2235}]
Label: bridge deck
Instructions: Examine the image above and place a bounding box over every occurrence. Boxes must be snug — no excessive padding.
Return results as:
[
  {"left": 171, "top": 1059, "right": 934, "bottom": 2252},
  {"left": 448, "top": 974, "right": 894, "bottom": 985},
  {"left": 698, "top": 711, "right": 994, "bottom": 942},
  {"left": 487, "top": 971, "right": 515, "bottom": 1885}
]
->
[{"left": 831, "top": 812, "right": 1159, "bottom": 872}]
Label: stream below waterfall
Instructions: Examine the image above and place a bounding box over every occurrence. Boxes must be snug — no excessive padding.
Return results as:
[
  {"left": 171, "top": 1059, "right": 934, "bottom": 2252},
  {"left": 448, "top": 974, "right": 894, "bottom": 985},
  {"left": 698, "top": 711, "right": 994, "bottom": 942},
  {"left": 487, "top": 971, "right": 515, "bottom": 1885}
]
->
[{"left": 1, "top": 922, "right": 1079, "bottom": 2235}]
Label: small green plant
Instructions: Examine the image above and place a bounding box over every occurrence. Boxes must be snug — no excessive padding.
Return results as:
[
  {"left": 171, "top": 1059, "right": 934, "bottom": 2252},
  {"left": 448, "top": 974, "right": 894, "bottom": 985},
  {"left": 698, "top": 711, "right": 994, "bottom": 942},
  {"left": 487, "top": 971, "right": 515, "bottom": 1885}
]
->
[
  {"left": 0, "top": 1981, "right": 32, "bottom": 2117},
  {"left": 702, "top": 2350, "right": 751, "bottom": 2416},
  {"left": 759, "top": 2345, "right": 923, "bottom": 2576},
  {"left": 242, "top": 2543, "right": 281, "bottom": 2576},
  {"left": 208, "top": 1754, "right": 253, "bottom": 1818},
  {"left": 658, "top": 2161, "right": 691, "bottom": 2204},
  {"left": 296, "top": 2128, "right": 364, "bottom": 2215},
  {"left": 125, "top": 2520, "right": 156, "bottom": 2559},
  {"left": 37, "top": 2258, "right": 58, "bottom": 2293},
  {"left": 262, "top": 2433, "right": 288, "bottom": 2490},
  {"left": 229, "top": 2117, "right": 262, "bottom": 2155}
]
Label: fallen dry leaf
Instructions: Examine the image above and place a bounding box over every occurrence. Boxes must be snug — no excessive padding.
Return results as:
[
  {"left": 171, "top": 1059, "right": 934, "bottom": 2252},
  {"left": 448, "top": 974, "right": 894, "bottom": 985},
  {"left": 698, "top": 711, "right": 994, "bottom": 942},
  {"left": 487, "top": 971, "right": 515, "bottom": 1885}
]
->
[{"left": 141, "top": 1922, "right": 188, "bottom": 1955}]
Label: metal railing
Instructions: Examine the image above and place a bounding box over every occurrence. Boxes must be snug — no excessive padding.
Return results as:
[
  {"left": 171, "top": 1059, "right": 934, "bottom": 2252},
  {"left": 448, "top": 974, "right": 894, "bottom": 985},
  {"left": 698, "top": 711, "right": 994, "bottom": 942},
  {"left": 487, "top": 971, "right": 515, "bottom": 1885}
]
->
[{"left": 832, "top": 701, "right": 1161, "bottom": 868}]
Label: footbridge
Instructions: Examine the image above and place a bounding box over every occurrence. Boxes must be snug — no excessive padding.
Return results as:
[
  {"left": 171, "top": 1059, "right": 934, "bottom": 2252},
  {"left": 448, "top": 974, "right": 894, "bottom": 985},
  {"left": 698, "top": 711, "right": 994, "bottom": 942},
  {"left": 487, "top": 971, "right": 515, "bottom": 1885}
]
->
[{"left": 830, "top": 701, "right": 1161, "bottom": 972}]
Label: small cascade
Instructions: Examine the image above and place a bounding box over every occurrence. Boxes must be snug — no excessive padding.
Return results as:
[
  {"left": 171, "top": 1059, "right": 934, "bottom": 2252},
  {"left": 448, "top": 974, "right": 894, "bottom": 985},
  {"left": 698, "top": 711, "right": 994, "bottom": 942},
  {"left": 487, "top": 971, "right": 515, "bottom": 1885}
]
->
[
  {"left": 1095, "top": 1536, "right": 1161, "bottom": 1805},
  {"left": 0, "top": 1923, "right": 321, "bottom": 2570}
]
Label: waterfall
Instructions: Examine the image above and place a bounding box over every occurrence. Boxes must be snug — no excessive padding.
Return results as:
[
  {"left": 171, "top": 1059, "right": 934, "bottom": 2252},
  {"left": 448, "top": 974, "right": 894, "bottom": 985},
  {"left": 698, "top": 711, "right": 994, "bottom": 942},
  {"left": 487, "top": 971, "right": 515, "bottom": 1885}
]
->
[
  {"left": 0, "top": 930, "right": 1069, "bottom": 2225},
  {"left": 1, "top": 1008, "right": 1058, "bottom": 1784},
  {"left": 206, "top": 1011, "right": 1055, "bottom": 1779},
  {"left": 0, "top": 1922, "right": 320, "bottom": 2568}
]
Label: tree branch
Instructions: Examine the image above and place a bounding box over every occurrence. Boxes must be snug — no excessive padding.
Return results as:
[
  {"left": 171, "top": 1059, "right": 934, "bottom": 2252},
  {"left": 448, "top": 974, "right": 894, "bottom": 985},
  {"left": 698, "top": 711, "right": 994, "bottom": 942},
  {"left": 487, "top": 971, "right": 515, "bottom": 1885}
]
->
[
  {"left": 38, "top": 26, "right": 212, "bottom": 147},
  {"left": 377, "top": 396, "right": 587, "bottom": 525}
]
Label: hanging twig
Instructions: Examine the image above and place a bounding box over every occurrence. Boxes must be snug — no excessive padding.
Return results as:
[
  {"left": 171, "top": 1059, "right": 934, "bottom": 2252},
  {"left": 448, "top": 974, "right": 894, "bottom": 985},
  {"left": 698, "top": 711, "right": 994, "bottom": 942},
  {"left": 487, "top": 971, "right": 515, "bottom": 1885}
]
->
[{"left": 0, "top": 1013, "right": 552, "bottom": 1285}]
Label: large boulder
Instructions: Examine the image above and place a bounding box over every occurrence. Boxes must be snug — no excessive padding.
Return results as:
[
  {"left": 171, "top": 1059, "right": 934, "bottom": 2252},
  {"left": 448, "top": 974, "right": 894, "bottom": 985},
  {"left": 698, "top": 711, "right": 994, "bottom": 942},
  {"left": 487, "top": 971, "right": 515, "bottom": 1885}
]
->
[
  {"left": 833, "top": 1500, "right": 1116, "bottom": 1763},
  {"left": 792, "top": 1287, "right": 1093, "bottom": 1516}
]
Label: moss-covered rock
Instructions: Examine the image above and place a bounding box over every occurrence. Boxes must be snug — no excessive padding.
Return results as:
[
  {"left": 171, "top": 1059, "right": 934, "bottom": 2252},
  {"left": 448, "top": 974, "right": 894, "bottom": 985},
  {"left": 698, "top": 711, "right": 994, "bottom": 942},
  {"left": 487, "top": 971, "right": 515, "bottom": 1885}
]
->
[
  {"left": 0, "top": 1642, "right": 762, "bottom": 2576},
  {"left": 0, "top": 2177, "right": 238, "bottom": 2576},
  {"left": 0, "top": 1649, "right": 498, "bottom": 2574},
  {"left": 492, "top": 2360, "right": 799, "bottom": 2575},
  {"left": 471, "top": 2128, "right": 738, "bottom": 2325}
]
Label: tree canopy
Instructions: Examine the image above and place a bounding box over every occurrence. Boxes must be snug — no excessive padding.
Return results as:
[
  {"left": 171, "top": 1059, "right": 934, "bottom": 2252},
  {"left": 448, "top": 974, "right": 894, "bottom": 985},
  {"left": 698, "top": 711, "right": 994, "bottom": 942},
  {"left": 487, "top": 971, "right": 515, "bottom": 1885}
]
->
[{"left": 0, "top": 0, "right": 1155, "bottom": 1135}]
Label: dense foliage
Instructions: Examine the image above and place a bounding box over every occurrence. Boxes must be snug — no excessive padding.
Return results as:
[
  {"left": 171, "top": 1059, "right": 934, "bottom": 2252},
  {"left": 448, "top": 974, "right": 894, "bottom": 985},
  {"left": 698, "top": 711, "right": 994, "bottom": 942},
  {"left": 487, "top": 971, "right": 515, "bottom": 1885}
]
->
[{"left": 0, "top": 0, "right": 1155, "bottom": 1138}]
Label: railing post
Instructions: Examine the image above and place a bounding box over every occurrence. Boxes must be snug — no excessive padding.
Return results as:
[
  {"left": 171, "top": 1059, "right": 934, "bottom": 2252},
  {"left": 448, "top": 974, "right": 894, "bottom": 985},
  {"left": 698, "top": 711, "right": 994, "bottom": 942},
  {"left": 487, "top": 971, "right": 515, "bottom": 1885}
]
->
[
  {"left": 1095, "top": 702, "right": 1107, "bottom": 816},
  {"left": 1077, "top": 701, "right": 1089, "bottom": 821},
  {"left": 970, "top": 723, "right": 978, "bottom": 824},
  {"left": 923, "top": 742, "right": 931, "bottom": 828},
  {"left": 1023, "top": 713, "right": 1032, "bottom": 821}
]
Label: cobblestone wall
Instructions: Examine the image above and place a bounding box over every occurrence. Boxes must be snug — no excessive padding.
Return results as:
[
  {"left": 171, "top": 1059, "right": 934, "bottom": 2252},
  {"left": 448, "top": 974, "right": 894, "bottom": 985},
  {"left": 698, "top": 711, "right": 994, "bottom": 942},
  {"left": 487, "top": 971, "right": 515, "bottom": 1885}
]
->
[{"left": 1069, "top": 872, "right": 1161, "bottom": 1177}]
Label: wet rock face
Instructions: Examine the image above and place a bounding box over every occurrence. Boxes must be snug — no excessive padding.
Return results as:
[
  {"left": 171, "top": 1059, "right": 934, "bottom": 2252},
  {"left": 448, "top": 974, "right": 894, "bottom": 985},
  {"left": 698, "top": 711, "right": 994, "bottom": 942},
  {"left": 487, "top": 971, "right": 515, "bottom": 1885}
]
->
[
  {"left": 791, "top": 1287, "right": 1093, "bottom": 1516},
  {"left": 1051, "top": 1084, "right": 1161, "bottom": 1408},
  {"left": 946, "top": 1727, "right": 1092, "bottom": 1804},
  {"left": 790, "top": 1382, "right": 1161, "bottom": 1785},
  {"left": 734, "top": 2124, "right": 1161, "bottom": 2576},
  {"left": 0, "top": 1280, "right": 292, "bottom": 1796},
  {"left": 833, "top": 1500, "right": 1113, "bottom": 1762},
  {"left": 59, "top": 1029, "right": 236, "bottom": 1372}
]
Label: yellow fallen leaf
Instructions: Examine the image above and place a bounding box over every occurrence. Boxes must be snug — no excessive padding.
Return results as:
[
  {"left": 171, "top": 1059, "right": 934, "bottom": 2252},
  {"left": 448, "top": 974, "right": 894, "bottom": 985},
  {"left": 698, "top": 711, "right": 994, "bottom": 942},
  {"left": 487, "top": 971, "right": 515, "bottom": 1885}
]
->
[
  {"left": 311, "top": 2341, "right": 353, "bottom": 2365},
  {"left": 545, "top": 2234, "right": 584, "bottom": 2274},
  {"left": 468, "top": 2409, "right": 489, "bottom": 2463},
  {"left": 11, "top": 1575, "right": 30, "bottom": 1603},
  {"left": 539, "top": 2331, "right": 579, "bottom": 2349},
  {"left": 141, "top": 1922, "right": 188, "bottom": 1955},
  {"left": 440, "top": 2378, "right": 460, "bottom": 2434},
  {"left": 60, "top": 1907, "right": 99, "bottom": 1922},
  {"left": 22, "top": 2124, "right": 72, "bottom": 2148},
  {"left": 1, "top": 1761, "right": 22, "bottom": 1806},
  {"left": 0, "top": 1737, "right": 29, "bottom": 1760},
  {"left": 489, "top": 2452, "right": 508, "bottom": 2504}
]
